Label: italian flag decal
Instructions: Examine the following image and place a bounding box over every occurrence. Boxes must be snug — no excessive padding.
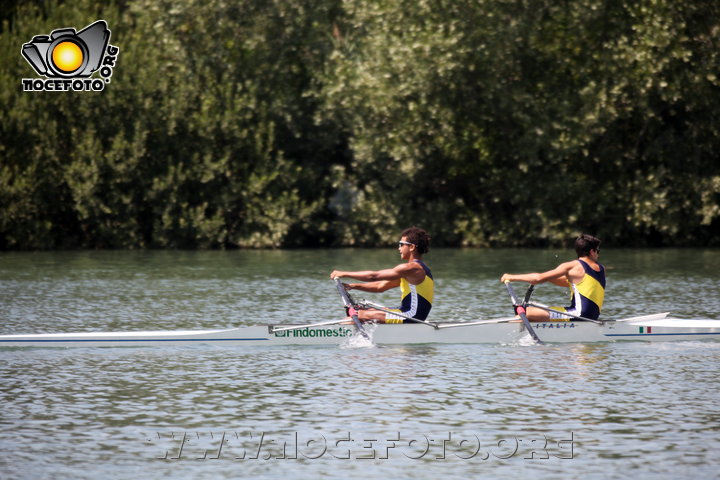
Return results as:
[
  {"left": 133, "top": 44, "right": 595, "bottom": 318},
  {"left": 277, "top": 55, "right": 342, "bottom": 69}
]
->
[{"left": 639, "top": 326, "right": 652, "bottom": 334}]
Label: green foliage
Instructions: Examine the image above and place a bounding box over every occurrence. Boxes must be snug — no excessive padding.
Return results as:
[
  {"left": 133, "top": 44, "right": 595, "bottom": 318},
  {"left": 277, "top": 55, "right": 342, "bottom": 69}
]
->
[
  {"left": 1, "top": 0, "right": 342, "bottom": 248},
  {"left": 0, "top": 0, "right": 718, "bottom": 249},
  {"left": 320, "top": 0, "right": 720, "bottom": 246}
]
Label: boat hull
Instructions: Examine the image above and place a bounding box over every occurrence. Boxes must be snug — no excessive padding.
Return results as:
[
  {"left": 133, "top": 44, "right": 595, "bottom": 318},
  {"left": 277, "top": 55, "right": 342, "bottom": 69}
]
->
[{"left": 1, "top": 317, "right": 720, "bottom": 347}]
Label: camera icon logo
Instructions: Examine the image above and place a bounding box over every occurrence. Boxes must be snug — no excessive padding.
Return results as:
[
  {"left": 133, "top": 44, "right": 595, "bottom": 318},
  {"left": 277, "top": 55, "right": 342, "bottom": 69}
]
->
[{"left": 22, "top": 20, "right": 110, "bottom": 78}]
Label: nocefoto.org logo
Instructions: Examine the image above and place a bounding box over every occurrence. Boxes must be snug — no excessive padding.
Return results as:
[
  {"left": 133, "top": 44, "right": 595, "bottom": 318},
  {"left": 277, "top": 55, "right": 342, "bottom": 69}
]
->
[{"left": 21, "top": 20, "right": 119, "bottom": 92}]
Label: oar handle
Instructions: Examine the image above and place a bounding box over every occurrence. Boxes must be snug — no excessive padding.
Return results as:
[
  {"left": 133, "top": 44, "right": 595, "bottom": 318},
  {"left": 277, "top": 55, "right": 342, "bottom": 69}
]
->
[
  {"left": 335, "top": 277, "right": 360, "bottom": 309},
  {"left": 335, "top": 277, "right": 350, "bottom": 306},
  {"left": 504, "top": 280, "right": 521, "bottom": 306}
]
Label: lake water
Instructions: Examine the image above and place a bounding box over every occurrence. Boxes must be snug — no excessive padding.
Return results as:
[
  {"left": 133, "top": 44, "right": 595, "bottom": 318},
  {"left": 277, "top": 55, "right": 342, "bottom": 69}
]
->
[{"left": 1, "top": 249, "right": 719, "bottom": 479}]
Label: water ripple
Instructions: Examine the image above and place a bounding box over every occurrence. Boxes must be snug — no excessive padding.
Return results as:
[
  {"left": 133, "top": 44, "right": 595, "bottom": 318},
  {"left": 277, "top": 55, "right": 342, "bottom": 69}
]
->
[{"left": 1, "top": 250, "right": 720, "bottom": 479}]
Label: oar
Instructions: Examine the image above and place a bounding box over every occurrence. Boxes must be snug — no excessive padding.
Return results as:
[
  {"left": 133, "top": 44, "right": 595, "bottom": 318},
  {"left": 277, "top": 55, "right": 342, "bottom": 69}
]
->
[
  {"left": 504, "top": 282, "right": 544, "bottom": 345},
  {"left": 334, "top": 278, "right": 370, "bottom": 340}
]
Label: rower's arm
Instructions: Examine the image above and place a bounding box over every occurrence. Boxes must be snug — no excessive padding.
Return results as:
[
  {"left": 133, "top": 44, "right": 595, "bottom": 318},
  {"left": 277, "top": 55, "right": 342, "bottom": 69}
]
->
[
  {"left": 331, "top": 262, "right": 425, "bottom": 292},
  {"left": 501, "top": 261, "right": 577, "bottom": 285},
  {"left": 548, "top": 276, "right": 571, "bottom": 287},
  {"left": 330, "top": 268, "right": 401, "bottom": 293},
  {"left": 331, "top": 262, "right": 424, "bottom": 283},
  {"left": 331, "top": 268, "right": 401, "bottom": 282},
  {"left": 501, "top": 272, "right": 542, "bottom": 284},
  {"left": 349, "top": 279, "right": 400, "bottom": 293}
]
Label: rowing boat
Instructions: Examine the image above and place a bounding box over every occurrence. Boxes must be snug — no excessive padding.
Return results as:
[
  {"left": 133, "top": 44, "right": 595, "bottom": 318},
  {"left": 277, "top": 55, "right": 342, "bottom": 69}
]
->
[
  {"left": 1, "top": 313, "right": 719, "bottom": 347},
  {"left": 3, "top": 282, "right": 719, "bottom": 347}
]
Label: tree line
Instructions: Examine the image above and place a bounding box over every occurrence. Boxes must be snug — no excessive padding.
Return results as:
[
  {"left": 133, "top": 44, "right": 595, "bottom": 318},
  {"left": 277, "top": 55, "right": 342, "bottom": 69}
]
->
[{"left": 1, "top": 0, "right": 718, "bottom": 249}]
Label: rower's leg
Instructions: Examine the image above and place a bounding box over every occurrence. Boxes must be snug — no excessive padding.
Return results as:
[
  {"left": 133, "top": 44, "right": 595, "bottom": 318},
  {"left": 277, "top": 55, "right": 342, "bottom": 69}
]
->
[
  {"left": 525, "top": 306, "right": 551, "bottom": 322},
  {"left": 358, "top": 309, "right": 388, "bottom": 323}
]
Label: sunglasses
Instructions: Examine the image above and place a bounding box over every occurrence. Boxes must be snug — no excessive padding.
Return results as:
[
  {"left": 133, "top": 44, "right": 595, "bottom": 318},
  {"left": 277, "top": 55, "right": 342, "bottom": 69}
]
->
[{"left": 398, "top": 241, "right": 416, "bottom": 248}]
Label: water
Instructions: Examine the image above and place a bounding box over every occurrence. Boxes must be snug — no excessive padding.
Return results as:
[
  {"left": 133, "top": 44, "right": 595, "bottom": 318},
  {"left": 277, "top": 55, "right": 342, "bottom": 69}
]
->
[{"left": 1, "top": 249, "right": 719, "bottom": 479}]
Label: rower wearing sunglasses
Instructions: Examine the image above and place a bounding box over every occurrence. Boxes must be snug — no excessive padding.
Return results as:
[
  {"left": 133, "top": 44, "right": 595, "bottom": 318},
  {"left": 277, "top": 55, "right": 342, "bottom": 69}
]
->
[
  {"left": 330, "top": 226, "right": 433, "bottom": 324},
  {"left": 500, "top": 234, "right": 605, "bottom": 322}
]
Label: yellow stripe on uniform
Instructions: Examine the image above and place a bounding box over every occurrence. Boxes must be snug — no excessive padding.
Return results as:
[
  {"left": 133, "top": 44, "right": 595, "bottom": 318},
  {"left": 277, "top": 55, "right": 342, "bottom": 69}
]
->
[{"left": 575, "top": 274, "right": 605, "bottom": 310}]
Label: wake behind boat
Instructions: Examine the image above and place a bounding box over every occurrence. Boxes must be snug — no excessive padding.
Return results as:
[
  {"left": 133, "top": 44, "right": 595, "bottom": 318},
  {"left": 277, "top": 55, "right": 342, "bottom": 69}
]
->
[{"left": 2, "top": 281, "right": 719, "bottom": 347}]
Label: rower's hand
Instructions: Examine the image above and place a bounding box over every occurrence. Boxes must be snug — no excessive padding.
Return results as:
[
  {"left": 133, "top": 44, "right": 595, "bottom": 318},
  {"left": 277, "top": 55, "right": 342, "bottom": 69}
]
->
[
  {"left": 500, "top": 274, "right": 511, "bottom": 283},
  {"left": 330, "top": 270, "right": 347, "bottom": 280}
]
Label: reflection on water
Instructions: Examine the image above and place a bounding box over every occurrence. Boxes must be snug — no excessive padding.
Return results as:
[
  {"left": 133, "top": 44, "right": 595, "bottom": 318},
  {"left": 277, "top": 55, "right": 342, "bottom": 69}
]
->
[{"left": 1, "top": 249, "right": 720, "bottom": 479}]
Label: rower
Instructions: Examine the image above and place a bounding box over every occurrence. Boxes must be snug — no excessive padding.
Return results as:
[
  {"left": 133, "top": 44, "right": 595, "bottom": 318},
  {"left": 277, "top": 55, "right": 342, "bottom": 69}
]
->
[
  {"left": 330, "top": 227, "right": 434, "bottom": 324},
  {"left": 500, "top": 234, "right": 605, "bottom": 322}
]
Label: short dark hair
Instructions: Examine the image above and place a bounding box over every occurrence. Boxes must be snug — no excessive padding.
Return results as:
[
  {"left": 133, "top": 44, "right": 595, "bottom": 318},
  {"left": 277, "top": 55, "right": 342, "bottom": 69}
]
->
[
  {"left": 575, "top": 234, "right": 600, "bottom": 257},
  {"left": 401, "top": 226, "right": 430, "bottom": 255}
]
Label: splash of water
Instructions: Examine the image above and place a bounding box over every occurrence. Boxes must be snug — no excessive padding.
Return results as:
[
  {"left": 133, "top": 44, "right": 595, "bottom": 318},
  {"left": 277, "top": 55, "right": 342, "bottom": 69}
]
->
[{"left": 340, "top": 322, "right": 377, "bottom": 349}]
